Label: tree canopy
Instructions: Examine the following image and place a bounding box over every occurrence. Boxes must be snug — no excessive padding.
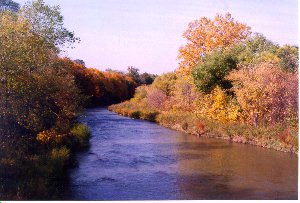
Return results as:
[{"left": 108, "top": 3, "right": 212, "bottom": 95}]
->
[{"left": 177, "top": 13, "right": 251, "bottom": 75}]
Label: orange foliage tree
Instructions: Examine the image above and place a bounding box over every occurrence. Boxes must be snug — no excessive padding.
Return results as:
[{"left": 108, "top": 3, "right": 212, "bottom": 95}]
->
[{"left": 177, "top": 13, "right": 251, "bottom": 75}]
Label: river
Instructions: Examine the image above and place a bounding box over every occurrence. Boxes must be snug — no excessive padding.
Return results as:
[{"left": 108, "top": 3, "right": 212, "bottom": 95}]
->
[{"left": 67, "top": 108, "right": 298, "bottom": 200}]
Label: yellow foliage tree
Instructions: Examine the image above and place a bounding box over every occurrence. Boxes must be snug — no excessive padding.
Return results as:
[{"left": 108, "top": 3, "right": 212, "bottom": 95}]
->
[{"left": 177, "top": 13, "right": 251, "bottom": 75}]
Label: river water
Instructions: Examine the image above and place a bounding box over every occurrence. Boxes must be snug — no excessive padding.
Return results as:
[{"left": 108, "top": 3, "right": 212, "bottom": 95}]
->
[{"left": 67, "top": 108, "right": 298, "bottom": 200}]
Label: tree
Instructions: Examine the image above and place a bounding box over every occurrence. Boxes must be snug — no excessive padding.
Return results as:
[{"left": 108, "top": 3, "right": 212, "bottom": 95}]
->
[
  {"left": 74, "top": 59, "right": 85, "bottom": 66},
  {"left": 192, "top": 49, "right": 238, "bottom": 94},
  {"left": 276, "top": 45, "right": 298, "bottom": 72},
  {"left": 152, "top": 72, "right": 177, "bottom": 96},
  {"left": 0, "top": 0, "right": 19, "bottom": 12},
  {"left": 0, "top": 1, "right": 81, "bottom": 133},
  {"left": 229, "top": 33, "right": 279, "bottom": 66},
  {"left": 127, "top": 66, "right": 140, "bottom": 83},
  {"left": 140, "top": 72, "right": 157, "bottom": 85},
  {"left": 177, "top": 13, "right": 251, "bottom": 75},
  {"left": 20, "top": 0, "right": 79, "bottom": 51}
]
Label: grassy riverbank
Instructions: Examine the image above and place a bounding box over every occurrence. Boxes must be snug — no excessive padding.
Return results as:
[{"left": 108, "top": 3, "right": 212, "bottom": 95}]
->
[
  {"left": 109, "top": 103, "right": 298, "bottom": 154},
  {"left": 0, "top": 123, "right": 91, "bottom": 200}
]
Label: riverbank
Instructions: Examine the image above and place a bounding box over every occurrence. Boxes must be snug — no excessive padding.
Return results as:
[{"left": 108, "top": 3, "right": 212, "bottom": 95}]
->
[
  {"left": 108, "top": 104, "right": 298, "bottom": 154},
  {"left": 0, "top": 123, "right": 91, "bottom": 200}
]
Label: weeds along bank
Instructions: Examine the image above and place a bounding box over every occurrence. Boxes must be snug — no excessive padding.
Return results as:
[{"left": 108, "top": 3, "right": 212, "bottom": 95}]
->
[{"left": 109, "top": 14, "right": 298, "bottom": 154}]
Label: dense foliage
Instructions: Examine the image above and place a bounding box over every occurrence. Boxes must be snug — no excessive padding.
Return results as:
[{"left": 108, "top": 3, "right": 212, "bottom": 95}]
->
[
  {"left": 177, "top": 13, "right": 251, "bottom": 75},
  {"left": 0, "top": 0, "right": 153, "bottom": 199},
  {"left": 0, "top": 2, "right": 298, "bottom": 199},
  {"left": 110, "top": 13, "right": 298, "bottom": 154}
]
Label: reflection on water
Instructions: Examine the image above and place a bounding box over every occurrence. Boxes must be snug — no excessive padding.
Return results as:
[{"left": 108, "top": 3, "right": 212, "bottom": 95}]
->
[{"left": 67, "top": 108, "right": 297, "bottom": 200}]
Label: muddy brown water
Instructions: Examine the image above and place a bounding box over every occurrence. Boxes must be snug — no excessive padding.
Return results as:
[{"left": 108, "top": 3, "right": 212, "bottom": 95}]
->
[{"left": 67, "top": 108, "right": 298, "bottom": 200}]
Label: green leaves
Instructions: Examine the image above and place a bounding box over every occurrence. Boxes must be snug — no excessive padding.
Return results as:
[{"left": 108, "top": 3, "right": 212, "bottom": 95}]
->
[
  {"left": 20, "top": 0, "right": 79, "bottom": 52},
  {"left": 192, "top": 50, "right": 238, "bottom": 94}
]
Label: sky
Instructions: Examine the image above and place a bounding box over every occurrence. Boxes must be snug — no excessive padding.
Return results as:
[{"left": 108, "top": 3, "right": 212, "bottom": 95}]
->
[{"left": 16, "top": 0, "right": 298, "bottom": 74}]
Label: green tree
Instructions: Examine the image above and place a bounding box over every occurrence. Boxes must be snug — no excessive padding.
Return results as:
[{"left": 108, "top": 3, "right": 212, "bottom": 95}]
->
[
  {"left": 127, "top": 66, "right": 141, "bottom": 83},
  {"left": 192, "top": 50, "right": 238, "bottom": 94},
  {"left": 230, "top": 33, "right": 279, "bottom": 66},
  {"left": 276, "top": 45, "right": 298, "bottom": 72},
  {"left": 20, "top": 0, "right": 79, "bottom": 51},
  {"left": 140, "top": 72, "right": 157, "bottom": 85}
]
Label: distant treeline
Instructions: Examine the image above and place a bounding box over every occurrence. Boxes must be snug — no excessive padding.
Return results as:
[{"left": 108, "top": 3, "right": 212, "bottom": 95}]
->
[{"left": 61, "top": 59, "right": 157, "bottom": 106}]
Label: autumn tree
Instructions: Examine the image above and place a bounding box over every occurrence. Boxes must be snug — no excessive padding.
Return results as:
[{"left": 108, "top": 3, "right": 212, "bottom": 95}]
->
[
  {"left": 228, "top": 62, "right": 298, "bottom": 126},
  {"left": 177, "top": 13, "right": 251, "bottom": 75},
  {"left": 152, "top": 72, "right": 177, "bottom": 96}
]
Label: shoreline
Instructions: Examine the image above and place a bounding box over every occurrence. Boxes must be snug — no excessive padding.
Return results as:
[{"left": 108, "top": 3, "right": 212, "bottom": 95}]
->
[
  {"left": 159, "top": 122, "right": 298, "bottom": 155},
  {"left": 108, "top": 107, "right": 298, "bottom": 155}
]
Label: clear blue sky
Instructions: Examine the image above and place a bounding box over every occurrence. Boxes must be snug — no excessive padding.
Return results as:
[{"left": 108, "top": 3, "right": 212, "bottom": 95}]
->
[{"left": 16, "top": 0, "right": 298, "bottom": 74}]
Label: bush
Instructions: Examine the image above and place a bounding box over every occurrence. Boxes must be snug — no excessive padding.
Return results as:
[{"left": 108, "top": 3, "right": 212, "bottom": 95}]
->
[
  {"left": 128, "top": 110, "right": 141, "bottom": 119},
  {"left": 228, "top": 62, "right": 298, "bottom": 125},
  {"left": 140, "top": 111, "right": 159, "bottom": 122},
  {"left": 49, "top": 147, "right": 70, "bottom": 173},
  {"left": 71, "top": 124, "right": 91, "bottom": 149},
  {"left": 146, "top": 88, "right": 167, "bottom": 110},
  {"left": 36, "top": 129, "right": 68, "bottom": 144},
  {"left": 194, "top": 86, "right": 240, "bottom": 123}
]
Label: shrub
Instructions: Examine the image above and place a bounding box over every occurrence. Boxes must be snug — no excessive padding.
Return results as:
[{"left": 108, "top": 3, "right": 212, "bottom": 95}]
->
[
  {"left": 168, "top": 77, "right": 199, "bottom": 112},
  {"left": 228, "top": 62, "right": 298, "bottom": 125},
  {"left": 152, "top": 72, "right": 177, "bottom": 96},
  {"left": 195, "top": 86, "right": 240, "bottom": 123},
  {"left": 128, "top": 110, "right": 141, "bottom": 119},
  {"left": 146, "top": 88, "right": 167, "bottom": 110},
  {"left": 130, "top": 85, "right": 148, "bottom": 102},
  {"left": 47, "top": 147, "right": 71, "bottom": 178},
  {"left": 195, "top": 121, "right": 205, "bottom": 134},
  {"left": 70, "top": 124, "right": 91, "bottom": 149},
  {"left": 50, "top": 147, "right": 70, "bottom": 167},
  {"left": 140, "top": 111, "right": 159, "bottom": 122},
  {"left": 36, "top": 129, "right": 67, "bottom": 144}
]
